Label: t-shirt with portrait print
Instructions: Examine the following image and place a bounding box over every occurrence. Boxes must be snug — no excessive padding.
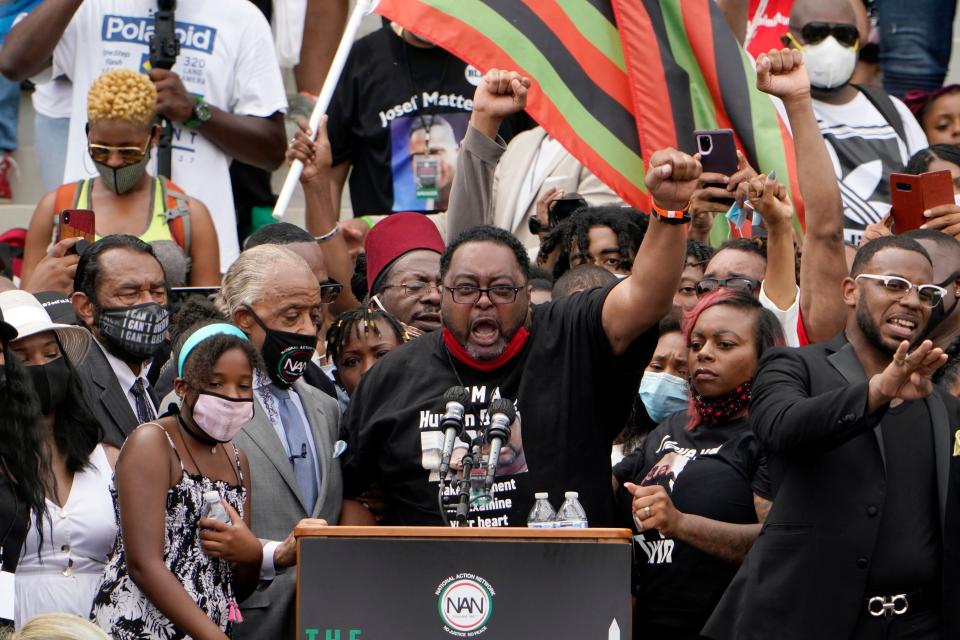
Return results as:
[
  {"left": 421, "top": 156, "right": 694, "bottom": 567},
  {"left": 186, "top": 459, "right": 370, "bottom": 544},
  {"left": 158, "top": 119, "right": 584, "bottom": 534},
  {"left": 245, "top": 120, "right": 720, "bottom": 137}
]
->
[
  {"left": 326, "top": 25, "right": 532, "bottom": 215},
  {"left": 613, "top": 411, "right": 770, "bottom": 636},
  {"left": 342, "top": 281, "right": 657, "bottom": 528}
]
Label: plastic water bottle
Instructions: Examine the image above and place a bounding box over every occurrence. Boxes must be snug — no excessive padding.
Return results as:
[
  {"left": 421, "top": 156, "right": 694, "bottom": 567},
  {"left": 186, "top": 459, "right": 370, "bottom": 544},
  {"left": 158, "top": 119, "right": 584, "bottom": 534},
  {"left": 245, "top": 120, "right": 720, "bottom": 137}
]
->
[
  {"left": 200, "top": 490, "right": 231, "bottom": 525},
  {"left": 527, "top": 492, "right": 557, "bottom": 528},
  {"left": 554, "top": 491, "right": 588, "bottom": 528}
]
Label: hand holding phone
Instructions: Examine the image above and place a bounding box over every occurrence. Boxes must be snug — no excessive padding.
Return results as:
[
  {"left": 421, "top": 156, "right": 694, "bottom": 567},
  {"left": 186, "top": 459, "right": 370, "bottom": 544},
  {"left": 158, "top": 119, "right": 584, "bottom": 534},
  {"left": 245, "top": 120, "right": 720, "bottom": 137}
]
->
[
  {"left": 890, "top": 170, "right": 954, "bottom": 233},
  {"left": 56, "top": 209, "right": 96, "bottom": 244}
]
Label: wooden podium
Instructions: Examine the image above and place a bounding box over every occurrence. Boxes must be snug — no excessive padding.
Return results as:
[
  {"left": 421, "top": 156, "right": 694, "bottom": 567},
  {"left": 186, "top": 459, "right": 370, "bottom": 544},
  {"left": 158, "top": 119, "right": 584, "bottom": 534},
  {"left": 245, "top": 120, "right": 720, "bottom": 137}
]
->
[{"left": 295, "top": 525, "right": 633, "bottom": 640}]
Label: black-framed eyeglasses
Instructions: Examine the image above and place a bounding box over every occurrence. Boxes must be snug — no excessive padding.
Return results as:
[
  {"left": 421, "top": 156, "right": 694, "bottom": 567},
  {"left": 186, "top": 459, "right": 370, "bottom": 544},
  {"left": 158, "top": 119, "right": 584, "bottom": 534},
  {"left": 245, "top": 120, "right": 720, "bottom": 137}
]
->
[
  {"left": 695, "top": 277, "right": 761, "bottom": 297},
  {"left": 797, "top": 21, "right": 859, "bottom": 47},
  {"left": 319, "top": 278, "right": 342, "bottom": 304},
  {"left": 380, "top": 281, "right": 440, "bottom": 298},
  {"left": 444, "top": 284, "right": 523, "bottom": 305},
  {"left": 855, "top": 274, "right": 946, "bottom": 308}
]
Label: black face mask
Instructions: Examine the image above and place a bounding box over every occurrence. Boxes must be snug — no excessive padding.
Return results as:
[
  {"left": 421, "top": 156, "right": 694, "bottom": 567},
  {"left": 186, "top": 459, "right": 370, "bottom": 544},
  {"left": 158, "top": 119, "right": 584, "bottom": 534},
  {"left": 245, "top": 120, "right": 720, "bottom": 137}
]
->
[
  {"left": 27, "top": 356, "right": 72, "bottom": 416},
  {"left": 96, "top": 302, "right": 170, "bottom": 361},
  {"left": 244, "top": 305, "right": 316, "bottom": 388}
]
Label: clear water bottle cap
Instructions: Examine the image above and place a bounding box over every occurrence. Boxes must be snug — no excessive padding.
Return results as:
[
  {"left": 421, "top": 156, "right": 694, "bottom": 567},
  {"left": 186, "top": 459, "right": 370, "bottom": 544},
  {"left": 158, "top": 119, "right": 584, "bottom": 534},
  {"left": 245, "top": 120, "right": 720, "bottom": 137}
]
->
[
  {"left": 202, "top": 490, "right": 221, "bottom": 503},
  {"left": 534, "top": 492, "right": 549, "bottom": 499},
  {"left": 564, "top": 491, "right": 579, "bottom": 499}
]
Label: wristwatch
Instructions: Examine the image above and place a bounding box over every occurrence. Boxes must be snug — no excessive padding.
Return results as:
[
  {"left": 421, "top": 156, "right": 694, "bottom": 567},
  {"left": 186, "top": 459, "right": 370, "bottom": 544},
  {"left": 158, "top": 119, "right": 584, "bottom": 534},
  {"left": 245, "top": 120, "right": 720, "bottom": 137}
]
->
[{"left": 183, "top": 96, "right": 212, "bottom": 129}]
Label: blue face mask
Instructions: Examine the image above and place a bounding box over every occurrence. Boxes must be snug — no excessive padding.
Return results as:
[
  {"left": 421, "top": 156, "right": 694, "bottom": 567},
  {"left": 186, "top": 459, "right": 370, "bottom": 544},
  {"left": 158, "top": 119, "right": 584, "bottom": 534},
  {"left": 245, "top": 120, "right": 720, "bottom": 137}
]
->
[{"left": 639, "top": 371, "right": 690, "bottom": 423}]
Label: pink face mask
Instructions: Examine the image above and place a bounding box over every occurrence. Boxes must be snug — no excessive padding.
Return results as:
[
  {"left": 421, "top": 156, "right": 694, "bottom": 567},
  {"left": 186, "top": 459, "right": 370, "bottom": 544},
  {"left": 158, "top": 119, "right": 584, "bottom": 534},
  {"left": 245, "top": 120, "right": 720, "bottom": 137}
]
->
[{"left": 191, "top": 392, "right": 254, "bottom": 442}]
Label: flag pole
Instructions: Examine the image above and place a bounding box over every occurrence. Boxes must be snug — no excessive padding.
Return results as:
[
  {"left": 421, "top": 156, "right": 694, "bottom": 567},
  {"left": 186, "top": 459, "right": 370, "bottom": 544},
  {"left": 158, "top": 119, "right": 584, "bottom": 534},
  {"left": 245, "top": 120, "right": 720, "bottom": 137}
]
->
[{"left": 273, "top": 0, "right": 378, "bottom": 220}]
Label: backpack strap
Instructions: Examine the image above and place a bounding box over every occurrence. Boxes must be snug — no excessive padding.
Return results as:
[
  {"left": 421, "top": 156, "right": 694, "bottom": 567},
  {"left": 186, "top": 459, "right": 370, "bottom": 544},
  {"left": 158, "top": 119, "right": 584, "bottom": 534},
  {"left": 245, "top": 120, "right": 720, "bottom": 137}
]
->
[
  {"left": 159, "top": 176, "right": 192, "bottom": 256},
  {"left": 53, "top": 180, "right": 85, "bottom": 214},
  {"left": 853, "top": 84, "right": 907, "bottom": 144}
]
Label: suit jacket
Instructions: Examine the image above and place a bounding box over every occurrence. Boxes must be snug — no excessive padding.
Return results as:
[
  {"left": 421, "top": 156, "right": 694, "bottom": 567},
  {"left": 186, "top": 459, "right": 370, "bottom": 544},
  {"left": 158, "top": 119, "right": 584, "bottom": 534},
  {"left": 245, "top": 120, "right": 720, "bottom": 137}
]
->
[
  {"left": 446, "top": 126, "right": 619, "bottom": 252},
  {"left": 75, "top": 341, "right": 155, "bottom": 447},
  {"left": 491, "top": 126, "right": 619, "bottom": 250},
  {"left": 232, "top": 379, "right": 343, "bottom": 640},
  {"left": 702, "top": 334, "right": 960, "bottom": 639}
]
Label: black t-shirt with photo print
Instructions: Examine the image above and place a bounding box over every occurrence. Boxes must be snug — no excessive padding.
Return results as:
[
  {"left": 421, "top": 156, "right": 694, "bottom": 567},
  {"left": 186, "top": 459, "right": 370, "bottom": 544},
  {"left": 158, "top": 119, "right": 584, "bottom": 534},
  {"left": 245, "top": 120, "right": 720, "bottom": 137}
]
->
[
  {"left": 613, "top": 411, "right": 769, "bottom": 637},
  {"left": 327, "top": 26, "right": 532, "bottom": 216},
  {"left": 342, "top": 281, "right": 657, "bottom": 528}
]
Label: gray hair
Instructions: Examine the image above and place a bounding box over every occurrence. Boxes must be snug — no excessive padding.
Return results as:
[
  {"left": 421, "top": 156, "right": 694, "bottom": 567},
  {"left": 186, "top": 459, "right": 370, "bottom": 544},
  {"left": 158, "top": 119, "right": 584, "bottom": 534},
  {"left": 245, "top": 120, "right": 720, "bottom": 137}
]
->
[{"left": 215, "top": 244, "right": 312, "bottom": 318}]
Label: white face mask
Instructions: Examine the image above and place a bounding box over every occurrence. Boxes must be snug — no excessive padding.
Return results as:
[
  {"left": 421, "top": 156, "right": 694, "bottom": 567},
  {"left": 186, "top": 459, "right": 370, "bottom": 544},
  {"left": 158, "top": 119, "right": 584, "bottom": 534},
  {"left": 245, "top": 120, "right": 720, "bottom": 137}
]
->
[{"left": 801, "top": 36, "right": 857, "bottom": 90}]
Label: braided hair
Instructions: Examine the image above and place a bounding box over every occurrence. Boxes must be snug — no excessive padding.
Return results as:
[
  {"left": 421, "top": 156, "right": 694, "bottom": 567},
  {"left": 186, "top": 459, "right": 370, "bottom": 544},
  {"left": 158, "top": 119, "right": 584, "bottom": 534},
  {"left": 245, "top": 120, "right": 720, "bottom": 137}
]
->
[
  {"left": 546, "top": 205, "right": 648, "bottom": 279},
  {"left": 325, "top": 306, "right": 408, "bottom": 368}
]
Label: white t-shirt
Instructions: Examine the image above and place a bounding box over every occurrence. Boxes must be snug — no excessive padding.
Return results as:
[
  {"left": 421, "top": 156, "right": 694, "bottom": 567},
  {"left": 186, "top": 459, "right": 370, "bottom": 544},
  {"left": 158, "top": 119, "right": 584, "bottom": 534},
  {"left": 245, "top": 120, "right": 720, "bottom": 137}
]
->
[
  {"left": 54, "top": 0, "right": 288, "bottom": 268},
  {"left": 31, "top": 77, "right": 72, "bottom": 119},
  {"left": 813, "top": 92, "right": 928, "bottom": 245}
]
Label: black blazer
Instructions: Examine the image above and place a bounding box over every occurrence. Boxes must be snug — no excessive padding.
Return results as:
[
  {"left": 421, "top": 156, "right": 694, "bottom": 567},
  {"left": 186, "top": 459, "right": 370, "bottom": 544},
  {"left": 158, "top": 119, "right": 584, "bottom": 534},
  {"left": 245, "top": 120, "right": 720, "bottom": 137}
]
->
[
  {"left": 75, "top": 342, "right": 157, "bottom": 447},
  {"left": 703, "top": 334, "right": 960, "bottom": 640}
]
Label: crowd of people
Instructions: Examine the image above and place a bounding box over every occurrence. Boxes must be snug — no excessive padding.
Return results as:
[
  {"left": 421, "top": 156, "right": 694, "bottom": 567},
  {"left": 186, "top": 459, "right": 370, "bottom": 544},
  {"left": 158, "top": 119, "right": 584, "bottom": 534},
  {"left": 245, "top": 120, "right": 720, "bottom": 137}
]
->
[{"left": 0, "top": 0, "right": 958, "bottom": 639}]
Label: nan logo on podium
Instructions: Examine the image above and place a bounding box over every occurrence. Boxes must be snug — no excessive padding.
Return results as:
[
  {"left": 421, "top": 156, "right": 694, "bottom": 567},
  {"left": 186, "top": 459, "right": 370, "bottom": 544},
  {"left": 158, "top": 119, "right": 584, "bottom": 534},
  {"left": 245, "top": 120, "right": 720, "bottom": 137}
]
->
[{"left": 436, "top": 573, "right": 495, "bottom": 637}]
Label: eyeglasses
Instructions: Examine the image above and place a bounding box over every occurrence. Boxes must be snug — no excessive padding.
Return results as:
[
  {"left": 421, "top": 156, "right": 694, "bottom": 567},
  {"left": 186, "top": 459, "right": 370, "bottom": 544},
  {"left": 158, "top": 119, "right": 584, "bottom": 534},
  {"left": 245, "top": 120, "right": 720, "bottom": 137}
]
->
[
  {"left": 855, "top": 274, "right": 946, "bottom": 308},
  {"left": 380, "top": 281, "right": 440, "bottom": 298},
  {"left": 318, "top": 279, "right": 342, "bottom": 304},
  {"left": 695, "top": 277, "right": 761, "bottom": 297},
  {"left": 87, "top": 141, "right": 150, "bottom": 165},
  {"left": 444, "top": 284, "right": 523, "bottom": 305},
  {"left": 797, "top": 22, "right": 859, "bottom": 47}
]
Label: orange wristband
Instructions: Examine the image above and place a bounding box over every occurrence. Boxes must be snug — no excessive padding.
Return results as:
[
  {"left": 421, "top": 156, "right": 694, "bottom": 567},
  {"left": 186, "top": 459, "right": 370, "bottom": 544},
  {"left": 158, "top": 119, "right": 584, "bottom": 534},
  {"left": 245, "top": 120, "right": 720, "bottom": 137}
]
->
[{"left": 651, "top": 202, "right": 690, "bottom": 224}]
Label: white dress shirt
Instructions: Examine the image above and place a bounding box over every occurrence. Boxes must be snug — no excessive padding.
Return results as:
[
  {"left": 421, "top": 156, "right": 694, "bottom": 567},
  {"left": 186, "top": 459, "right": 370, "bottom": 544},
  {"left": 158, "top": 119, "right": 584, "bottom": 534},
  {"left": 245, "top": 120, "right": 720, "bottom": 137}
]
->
[{"left": 92, "top": 338, "right": 156, "bottom": 419}]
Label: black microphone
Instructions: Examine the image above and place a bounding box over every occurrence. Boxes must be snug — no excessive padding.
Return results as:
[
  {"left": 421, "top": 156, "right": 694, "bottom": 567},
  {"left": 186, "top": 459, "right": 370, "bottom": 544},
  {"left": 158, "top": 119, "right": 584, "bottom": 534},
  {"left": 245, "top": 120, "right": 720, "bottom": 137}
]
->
[
  {"left": 438, "top": 387, "right": 470, "bottom": 479},
  {"left": 484, "top": 398, "right": 516, "bottom": 490},
  {"left": 288, "top": 443, "right": 308, "bottom": 463}
]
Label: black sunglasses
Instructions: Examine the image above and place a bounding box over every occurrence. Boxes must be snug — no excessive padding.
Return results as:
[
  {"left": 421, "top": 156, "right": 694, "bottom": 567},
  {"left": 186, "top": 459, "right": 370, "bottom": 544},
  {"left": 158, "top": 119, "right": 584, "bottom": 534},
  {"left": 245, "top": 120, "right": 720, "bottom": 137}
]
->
[
  {"left": 798, "top": 22, "right": 859, "bottom": 48},
  {"left": 319, "top": 278, "right": 342, "bottom": 304},
  {"left": 695, "top": 276, "right": 761, "bottom": 297}
]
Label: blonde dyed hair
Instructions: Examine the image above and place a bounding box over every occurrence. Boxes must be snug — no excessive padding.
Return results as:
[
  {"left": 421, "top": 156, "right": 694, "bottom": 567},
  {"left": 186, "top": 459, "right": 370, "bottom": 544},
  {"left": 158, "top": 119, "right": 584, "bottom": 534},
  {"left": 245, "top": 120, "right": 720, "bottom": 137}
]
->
[
  {"left": 216, "top": 244, "right": 313, "bottom": 319},
  {"left": 87, "top": 68, "right": 157, "bottom": 125},
  {"left": 12, "top": 613, "right": 111, "bottom": 640}
]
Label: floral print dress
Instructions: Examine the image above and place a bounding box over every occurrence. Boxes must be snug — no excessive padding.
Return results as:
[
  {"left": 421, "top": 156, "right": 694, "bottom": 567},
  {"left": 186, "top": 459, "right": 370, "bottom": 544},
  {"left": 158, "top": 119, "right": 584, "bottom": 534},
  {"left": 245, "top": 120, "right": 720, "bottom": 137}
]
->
[{"left": 90, "top": 426, "right": 246, "bottom": 639}]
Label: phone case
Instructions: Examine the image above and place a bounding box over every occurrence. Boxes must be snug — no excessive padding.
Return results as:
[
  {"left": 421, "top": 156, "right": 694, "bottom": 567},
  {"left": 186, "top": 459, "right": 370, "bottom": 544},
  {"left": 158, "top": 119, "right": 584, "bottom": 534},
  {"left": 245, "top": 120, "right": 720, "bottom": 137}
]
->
[
  {"left": 695, "top": 129, "right": 738, "bottom": 176},
  {"left": 58, "top": 209, "right": 96, "bottom": 243},
  {"left": 890, "top": 170, "right": 954, "bottom": 233}
]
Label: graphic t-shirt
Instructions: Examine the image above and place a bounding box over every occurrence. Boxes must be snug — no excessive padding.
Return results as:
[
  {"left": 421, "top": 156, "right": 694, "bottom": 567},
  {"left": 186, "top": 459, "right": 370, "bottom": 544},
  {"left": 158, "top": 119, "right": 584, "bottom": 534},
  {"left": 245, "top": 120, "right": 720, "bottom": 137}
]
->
[
  {"left": 813, "top": 92, "right": 928, "bottom": 244},
  {"left": 327, "top": 26, "right": 531, "bottom": 215},
  {"left": 54, "top": 0, "right": 288, "bottom": 268},
  {"left": 613, "top": 412, "right": 768, "bottom": 635},
  {"left": 342, "top": 282, "right": 657, "bottom": 528}
]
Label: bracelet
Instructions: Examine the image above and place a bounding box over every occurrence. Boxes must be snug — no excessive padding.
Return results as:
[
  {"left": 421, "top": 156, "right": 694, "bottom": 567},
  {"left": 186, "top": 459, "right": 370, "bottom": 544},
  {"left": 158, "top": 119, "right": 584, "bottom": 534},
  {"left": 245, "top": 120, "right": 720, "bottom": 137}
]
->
[
  {"left": 651, "top": 202, "right": 690, "bottom": 225},
  {"left": 361, "top": 216, "right": 377, "bottom": 229},
  {"left": 315, "top": 226, "right": 339, "bottom": 242}
]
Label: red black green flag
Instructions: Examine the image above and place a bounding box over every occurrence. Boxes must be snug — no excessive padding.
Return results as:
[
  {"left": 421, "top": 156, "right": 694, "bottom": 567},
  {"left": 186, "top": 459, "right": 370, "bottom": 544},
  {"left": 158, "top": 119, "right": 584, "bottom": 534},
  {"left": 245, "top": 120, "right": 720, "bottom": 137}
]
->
[{"left": 374, "top": 0, "right": 803, "bottom": 234}]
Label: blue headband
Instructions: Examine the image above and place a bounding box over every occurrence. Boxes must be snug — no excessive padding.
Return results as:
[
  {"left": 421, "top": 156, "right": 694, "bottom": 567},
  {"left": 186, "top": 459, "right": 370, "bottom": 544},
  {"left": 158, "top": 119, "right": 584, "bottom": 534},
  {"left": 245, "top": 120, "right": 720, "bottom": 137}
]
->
[{"left": 177, "top": 323, "right": 249, "bottom": 376}]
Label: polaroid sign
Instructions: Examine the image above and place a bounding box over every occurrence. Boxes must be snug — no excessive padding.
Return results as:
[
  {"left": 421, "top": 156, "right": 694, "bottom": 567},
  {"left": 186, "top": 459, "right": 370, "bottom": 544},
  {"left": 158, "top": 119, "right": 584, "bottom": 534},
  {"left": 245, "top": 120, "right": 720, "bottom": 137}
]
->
[
  {"left": 436, "top": 574, "right": 494, "bottom": 637},
  {"left": 101, "top": 15, "right": 217, "bottom": 54}
]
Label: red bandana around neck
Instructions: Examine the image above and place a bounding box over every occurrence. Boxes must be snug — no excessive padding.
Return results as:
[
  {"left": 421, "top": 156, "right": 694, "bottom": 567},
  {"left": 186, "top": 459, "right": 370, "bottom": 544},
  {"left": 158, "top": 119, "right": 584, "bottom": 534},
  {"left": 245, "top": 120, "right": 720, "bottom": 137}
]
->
[
  {"left": 692, "top": 381, "right": 752, "bottom": 428},
  {"left": 442, "top": 327, "right": 530, "bottom": 372}
]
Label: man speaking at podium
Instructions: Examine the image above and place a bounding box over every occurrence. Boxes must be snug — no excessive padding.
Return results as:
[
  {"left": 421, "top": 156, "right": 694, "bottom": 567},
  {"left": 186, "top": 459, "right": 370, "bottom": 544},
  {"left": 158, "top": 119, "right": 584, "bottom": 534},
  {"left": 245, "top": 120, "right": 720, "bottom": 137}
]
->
[{"left": 342, "top": 70, "right": 699, "bottom": 528}]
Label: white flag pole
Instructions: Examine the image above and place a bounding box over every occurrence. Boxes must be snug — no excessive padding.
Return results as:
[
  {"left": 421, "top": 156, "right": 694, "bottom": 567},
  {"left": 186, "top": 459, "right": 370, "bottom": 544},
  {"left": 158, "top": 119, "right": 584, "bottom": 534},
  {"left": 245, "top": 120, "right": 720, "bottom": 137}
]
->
[{"left": 273, "top": 0, "right": 378, "bottom": 220}]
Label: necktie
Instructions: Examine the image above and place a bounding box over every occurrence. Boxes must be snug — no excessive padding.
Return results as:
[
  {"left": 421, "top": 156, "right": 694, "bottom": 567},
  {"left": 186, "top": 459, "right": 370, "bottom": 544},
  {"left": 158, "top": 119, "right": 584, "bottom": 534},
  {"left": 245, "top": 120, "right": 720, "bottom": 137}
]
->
[
  {"left": 131, "top": 378, "right": 156, "bottom": 424},
  {"left": 272, "top": 386, "right": 318, "bottom": 512}
]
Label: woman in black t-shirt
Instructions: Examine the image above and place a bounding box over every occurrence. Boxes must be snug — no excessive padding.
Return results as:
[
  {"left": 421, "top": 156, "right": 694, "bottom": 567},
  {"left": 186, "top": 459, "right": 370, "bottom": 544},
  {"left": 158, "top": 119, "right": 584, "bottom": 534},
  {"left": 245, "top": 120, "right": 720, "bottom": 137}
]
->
[
  {"left": 616, "top": 290, "right": 784, "bottom": 639},
  {"left": 0, "top": 310, "right": 48, "bottom": 627}
]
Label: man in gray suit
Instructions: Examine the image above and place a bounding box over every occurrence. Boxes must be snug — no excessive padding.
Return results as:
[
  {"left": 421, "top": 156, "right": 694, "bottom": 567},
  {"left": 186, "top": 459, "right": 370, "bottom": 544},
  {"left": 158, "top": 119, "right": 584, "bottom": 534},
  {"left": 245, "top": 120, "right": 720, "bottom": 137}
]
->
[
  {"left": 71, "top": 235, "right": 170, "bottom": 446},
  {"left": 218, "top": 243, "right": 343, "bottom": 640}
]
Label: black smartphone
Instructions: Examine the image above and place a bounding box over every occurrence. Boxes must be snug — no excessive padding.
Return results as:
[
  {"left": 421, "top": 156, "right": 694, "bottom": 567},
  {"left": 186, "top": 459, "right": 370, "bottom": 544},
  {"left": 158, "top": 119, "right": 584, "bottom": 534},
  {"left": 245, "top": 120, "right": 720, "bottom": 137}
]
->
[
  {"left": 695, "top": 129, "right": 738, "bottom": 207},
  {"left": 548, "top": 193, "right": 588, "bottom": 226}
]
